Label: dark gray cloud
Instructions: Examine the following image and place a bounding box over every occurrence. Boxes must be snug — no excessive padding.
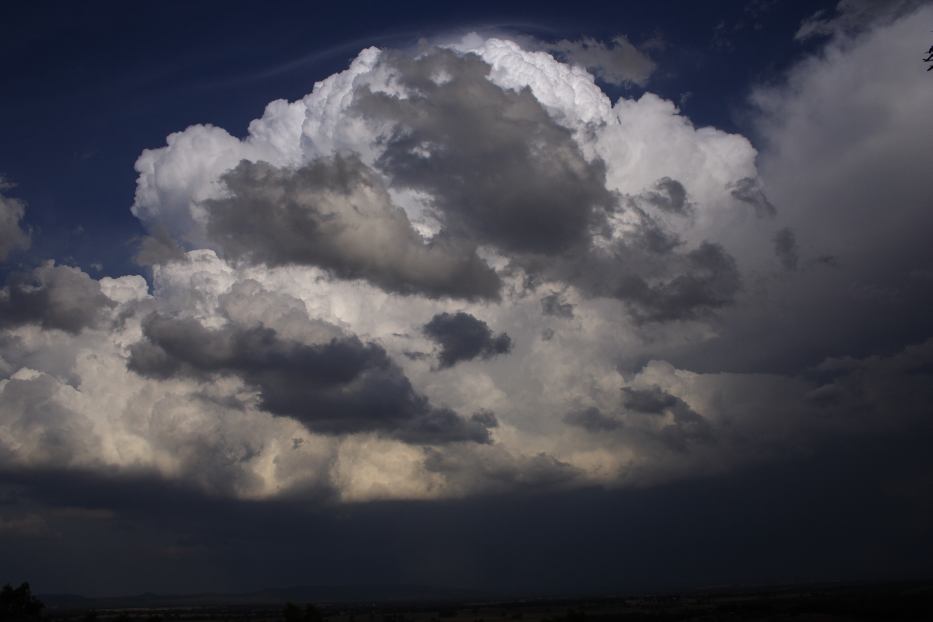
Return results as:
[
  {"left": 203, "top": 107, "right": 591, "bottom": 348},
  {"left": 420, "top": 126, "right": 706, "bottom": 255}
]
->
[
  {"left": 622, "top": 386, "right": 703, "bottom": 427},
  {"left": 0, "top": 263, "right": 113, "bottom": 334},
  {"left": 423, "top": 311, "right": 512, "bottom": 368},
  {"left": 422, "top": 445, "right": 579, "bottom": 494},
  {"left": 204, "top": 156, "right": 500, "bottom": 300},
  {"left": 774, "top": 227, "right": 799, "bottom": 271},
  {"left": 613, "top": 242, "right": 742, "bottom": 323},
  {"left": 135, "top": 226, "right": 186, "bottom": 266},
  {"left": 128, "top": 314, "right": 492, "bottom": 444},
  {"left": 0, "top": 188, "right": 30, "bottom": 262},
  {"left": 540, "top": 292, "right": 574, "bottom": 318},
  {"left": 621, "top": 386, "right": 681, "bottom": 414},
  {"left": 629, "top": 216, "right": 683, "bottom": 255},
  {"left": 805, "top": 383, "right": 845, "bottom": 407},
  {"left": 547, "top": 35, "right": 657, "bottom": 87},
  {"left": 397, "top": 410, "right": 499, "bottom": 445},
  {"left": 639, "top": 177, "right": 691, "bottom": 215},
  {"left": 356, "top": 49, "right": 615, "bottom": 256},
  {"left": 470, "top": 409, "right": 499, "bottom": 429},
  {"left": 657, "top": 412, "right": 712, "bottom": 452},
  {"left": 479, "top": 173, "right": 741, "bottom": 324},
  {"left": 622, "top": 386, "right": 712, "bottom": 450},
  {"left": 729, "top": 177, "right": 776, "bottom": 217},
  {"left": 563, "top": 407, "right": 621, "bottom": 432},
  {"left": 564, "top": 386, "right": 712, "bottom": 452}
]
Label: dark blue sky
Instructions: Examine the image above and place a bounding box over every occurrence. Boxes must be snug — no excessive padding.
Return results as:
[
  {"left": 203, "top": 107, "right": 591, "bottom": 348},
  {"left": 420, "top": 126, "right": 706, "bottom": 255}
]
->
[{"left": 1, "top": 0, "right": 830, "bottom": 278}]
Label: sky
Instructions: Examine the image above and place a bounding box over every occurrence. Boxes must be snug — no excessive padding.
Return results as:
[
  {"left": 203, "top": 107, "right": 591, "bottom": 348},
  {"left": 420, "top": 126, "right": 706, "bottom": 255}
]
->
[{"left": 1, "top": 0, "right": 933, "bottom": 598}]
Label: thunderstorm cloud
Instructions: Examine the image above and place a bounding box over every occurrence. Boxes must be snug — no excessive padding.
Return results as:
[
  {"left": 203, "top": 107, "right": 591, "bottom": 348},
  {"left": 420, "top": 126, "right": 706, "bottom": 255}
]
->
[{"left": 2, "top": 4, "right": 933, "bottom": 570}]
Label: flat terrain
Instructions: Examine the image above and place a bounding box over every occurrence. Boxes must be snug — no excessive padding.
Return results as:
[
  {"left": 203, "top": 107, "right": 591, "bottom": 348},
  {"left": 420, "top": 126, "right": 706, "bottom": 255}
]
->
[{"left": 39, "top": 582, "right": 933, "bottom": 622}]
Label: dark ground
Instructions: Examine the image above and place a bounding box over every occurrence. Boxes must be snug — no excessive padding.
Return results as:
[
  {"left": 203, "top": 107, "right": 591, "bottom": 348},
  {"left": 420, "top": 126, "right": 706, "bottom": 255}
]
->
[{"left": 33, "top": 581, "right": 933, "bottom": 622}]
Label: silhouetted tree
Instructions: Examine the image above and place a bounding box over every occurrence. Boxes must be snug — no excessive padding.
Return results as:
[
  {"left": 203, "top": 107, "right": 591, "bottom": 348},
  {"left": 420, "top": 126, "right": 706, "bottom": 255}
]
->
[{"left": 0, "top": 583, "right": 44, "bottom": 621}]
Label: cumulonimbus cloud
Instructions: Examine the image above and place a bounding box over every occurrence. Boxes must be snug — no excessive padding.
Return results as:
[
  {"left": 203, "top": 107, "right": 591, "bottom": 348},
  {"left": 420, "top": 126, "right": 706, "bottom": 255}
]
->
[{"left": 2, "top": 4, "right": 932, "bottom": 508}]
